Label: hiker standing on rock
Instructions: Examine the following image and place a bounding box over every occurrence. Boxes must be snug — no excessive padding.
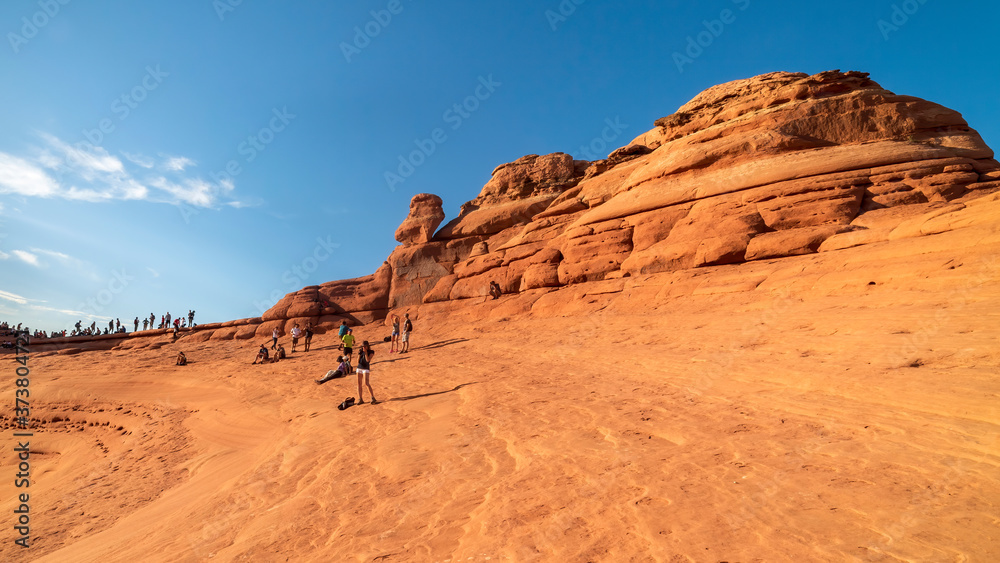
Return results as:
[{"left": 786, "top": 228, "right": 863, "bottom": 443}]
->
[
  {"left": 356, "top": 340, "right": 377, "bottom": 404},
  {"left": 388, "top": 314, "right": 400, "bottom": 353},
  {"left": 304, "top": 323, "right": 314, "bottom": 352},
  {"left": 290, "top": 323, "right": 302, "bottom": 353},
  {"left": 341, "top": 328, "right": 355, "bottom": 362},
  {"left": 400, "top": 313, "right": 412, "bottom": 354}
]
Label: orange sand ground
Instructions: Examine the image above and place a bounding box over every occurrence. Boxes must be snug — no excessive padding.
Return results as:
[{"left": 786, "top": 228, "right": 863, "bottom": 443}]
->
[{"left": 2, "top": 221, "right": 999, "bottom": 562}]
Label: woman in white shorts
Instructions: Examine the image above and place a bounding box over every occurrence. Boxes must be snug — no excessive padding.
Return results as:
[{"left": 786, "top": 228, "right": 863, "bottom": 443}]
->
[{"left": 356, "top": 340, "right": 377, "bottom": 404}]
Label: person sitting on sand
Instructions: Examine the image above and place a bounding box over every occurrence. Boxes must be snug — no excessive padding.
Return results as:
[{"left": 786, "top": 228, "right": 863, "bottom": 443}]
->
[
  {"left": 176, "top": 352, "right": 187, "bottom": 366},
  {"left": 271, "top": 344, "right": 287, "bottom": 364},
  {"left": 271, "top": 344, "right": 287, "bottom": 363},
  {"left": 315, "top": 355, "right": 350, "bottom": 384},
  {"left": 489, "top": 280, "right": 502, "bottom": 300},
  {"left": 252, "top": 344, "right": 269, "bottom": 365}
]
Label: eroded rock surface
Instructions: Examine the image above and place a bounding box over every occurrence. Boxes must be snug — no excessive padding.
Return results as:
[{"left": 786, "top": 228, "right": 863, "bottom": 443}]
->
[
  {"left": 168, "top": 70, "right": 1000, "bottom": 338},
  {"left": 395, "top": 193, "right": 446, "bottom": 245}
]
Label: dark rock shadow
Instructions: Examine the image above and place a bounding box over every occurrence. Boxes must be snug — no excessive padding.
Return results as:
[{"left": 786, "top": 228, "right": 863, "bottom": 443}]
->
[
  {"left": 413, "top": 338, "right": 470, "bottom": 351},
  {"left": 386, "top": 382, "right": 478, "bottom": 403}
]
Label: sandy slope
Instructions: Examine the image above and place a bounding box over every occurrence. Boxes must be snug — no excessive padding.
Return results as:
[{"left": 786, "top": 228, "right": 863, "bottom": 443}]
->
[{"left": 2, "top": 217, "right": 1000, "bottom": 562}]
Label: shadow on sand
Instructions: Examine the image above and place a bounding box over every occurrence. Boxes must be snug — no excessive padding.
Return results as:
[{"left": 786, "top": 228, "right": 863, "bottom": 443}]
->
[
  {"left": 374, "top": 338, "right": 471, "bottom": 364},
  {"left": 412, "top": 338, "right": 469, "bottom": 351},
  {"left": 386, "top": 382, "right": 478, "bottom": 403}
]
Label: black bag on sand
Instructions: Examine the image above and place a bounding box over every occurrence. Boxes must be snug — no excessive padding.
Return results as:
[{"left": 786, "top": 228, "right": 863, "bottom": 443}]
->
[
  {"left": 383, "top": 336, "right": 391, "bottom": 342},
  {"left": 338, "top": 397, "right": 356, "bottom": 411}
]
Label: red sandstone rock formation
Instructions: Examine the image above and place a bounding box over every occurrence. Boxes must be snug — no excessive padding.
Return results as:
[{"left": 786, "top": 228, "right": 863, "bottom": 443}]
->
[
  {"left": 132, "top": 69, "right": 1000, "bottom": 341},
  {"left": 395, "top": 193, "right": 446, "bottom": 245}
]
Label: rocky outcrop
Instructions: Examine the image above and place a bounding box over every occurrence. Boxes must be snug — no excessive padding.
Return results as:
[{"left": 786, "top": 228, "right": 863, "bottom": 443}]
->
[
  {"left": 28, "top": 70, "right": 1000, "bottom": 352},
  {"left": 436, "top": 153, "right": 588, "bottom": 240},
  {"left": 25, "top": 69, "right": 1000, "bottom": 352},
  {"left": 386, "top": 237, "right": 481, "bottom": 309},
  {"left": 412, "top": 70, "right": 996, "bottom": 305},
  {"left": 395, "top": 193, "right": 445, "bottom": 245},
  {"left": 195, "top": 70, "right": 1000, "bottom": 339},
  {"left": 221, "top": 265, "right": 394, "bottom": 341}
]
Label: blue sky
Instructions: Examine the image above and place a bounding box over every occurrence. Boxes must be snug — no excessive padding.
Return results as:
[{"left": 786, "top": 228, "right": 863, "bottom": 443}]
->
[{"left": 1, "top": 0, "right": 997, "bottom": 332}]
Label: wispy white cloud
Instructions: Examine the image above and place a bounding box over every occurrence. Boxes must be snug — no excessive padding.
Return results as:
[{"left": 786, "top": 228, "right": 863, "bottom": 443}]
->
[
  {"left": 147, "top": 267, "right": 160, "bottom": 278},
  {"left": 226, "top": 196, "right": 264, "bottom": 209},
  {"left": 0, "top": 153, "right": 61, "bottom": 197},
  {"left": 12, "top": 250, "right": 39, "bottom": 267},
  {"left": 63, "top": 174, "right": 149, "bottom": 202},
  {"left": 27, "top": 303, "right": 108, "bottom": 321},
  {"left": 30, "top": 248, "right": 70, "bottom": 261},
  {"left": 122, "top": 151, "right": 155, "bottom": 168},
  {"left": 40, "top": 133, "right": 124, "bottom": 177},
  {"left": 162, "top": 155, "right": 195, "bottom": 171},
  {"left": 149, "top": 176, "right": 224, "bottom": 207},
  {"left": 0, "top": 133, "right": 243, "bottom": 209},
  {"left": 0, "top": 250, "right": 9, "bottom": 260},
  {"left": 0, "top": 289, "right": 29, "bottom": 304},
  {"left": 0, "top": 289, "right": 110, "bottom": 324}
]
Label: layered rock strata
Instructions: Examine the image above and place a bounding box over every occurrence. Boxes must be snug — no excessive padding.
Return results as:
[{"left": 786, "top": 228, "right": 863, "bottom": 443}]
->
[{"left": 47, "top": 69, "right": 994, "bottom": 344}]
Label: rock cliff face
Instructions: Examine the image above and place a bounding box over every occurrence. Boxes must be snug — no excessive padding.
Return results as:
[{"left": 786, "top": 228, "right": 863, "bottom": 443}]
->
[{"left": 223, "top": 70, "right": 1000, "bottom": 337}]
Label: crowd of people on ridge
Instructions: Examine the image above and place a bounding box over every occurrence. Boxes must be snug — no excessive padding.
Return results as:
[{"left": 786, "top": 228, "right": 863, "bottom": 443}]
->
[
  {"left": 1, "top": 321, "right": 66, "bottom": 342},
  {"left": 2, "top": 310, "right": 201, "bottom": 343},
  {"left": 62, "top": 310, "right": 197, "bottom": 338}
]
